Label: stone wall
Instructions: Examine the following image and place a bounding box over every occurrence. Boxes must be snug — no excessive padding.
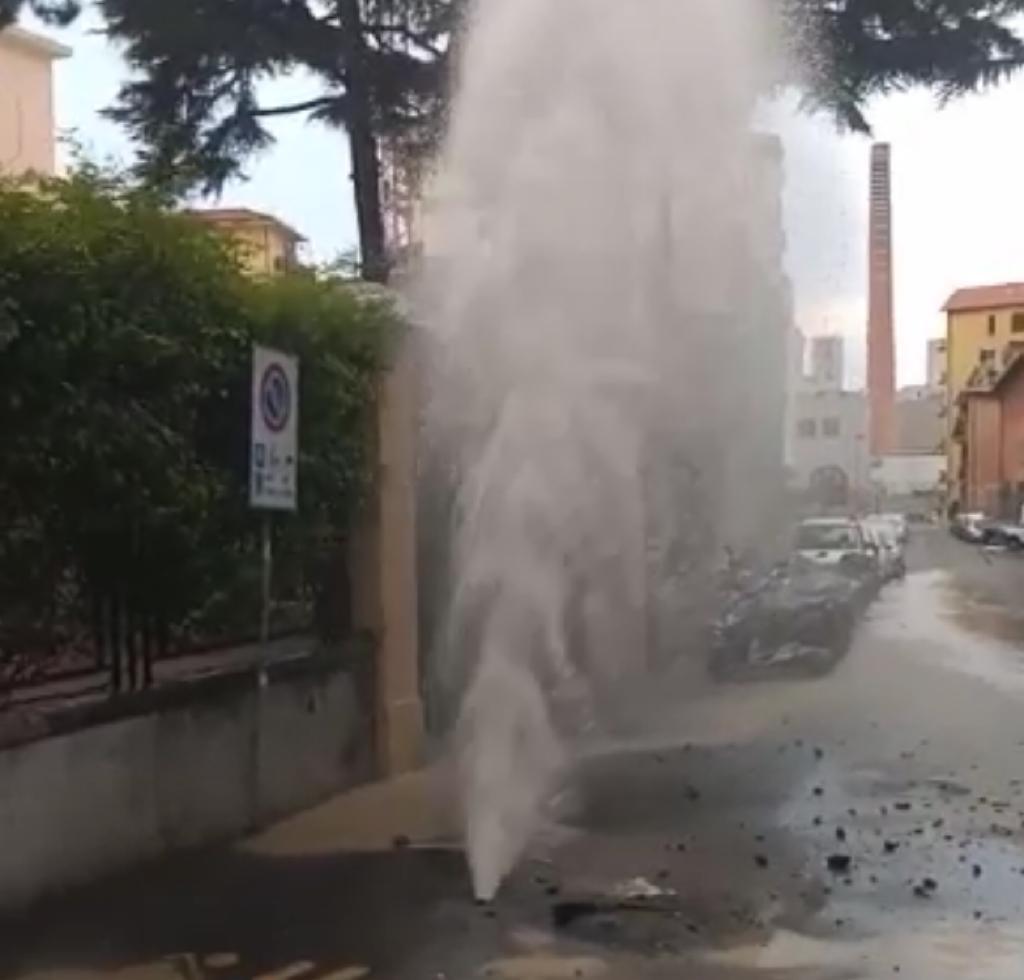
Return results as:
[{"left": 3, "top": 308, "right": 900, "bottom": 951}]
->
[{"left": 0, "top": 651, "right": 369, "bottom": 912}]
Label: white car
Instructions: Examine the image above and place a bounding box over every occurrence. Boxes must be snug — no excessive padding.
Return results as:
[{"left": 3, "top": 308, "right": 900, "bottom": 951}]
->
[
  {"left": 863, "top": 519, "right": 906, "bottom": 580},
  {"left": 877, "top": 512, "right": 909, "bottom": 544},
  {"left": 795, "top": 518, "right": 872, "bottom": 568}
]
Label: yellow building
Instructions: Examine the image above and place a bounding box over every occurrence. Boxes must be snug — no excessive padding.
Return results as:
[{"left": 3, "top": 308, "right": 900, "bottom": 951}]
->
[
  {"left": 943, "top": 282, "right": 1024, "bottom": 505},
  {"left": 0, "top": 25, "right": 70, "bottom": 176},
  {"left": 188, "top": 207, "right": 305, "bottom": 277}
]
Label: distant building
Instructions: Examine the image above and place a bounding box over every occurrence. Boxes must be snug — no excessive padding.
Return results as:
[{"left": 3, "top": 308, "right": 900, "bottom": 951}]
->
[
  {"left": 808, "top": 335, "right": 844, "bottom": 390},
  {"left": 955, "top": 352, "right": 1024, "bottom": 517},
  {"left": 188, "top": 208, "right": 305, "bottom": 277},
  {"left": 927, "top": 337, "right": 947, "bottom": 389},
  {"left": 943, "top": 282, "right": 1024, "bottom": 507},
  {"left": 788, "top": 334, "right": 871, "bottom": 508},
  {"left": 789, "top": 387, "right": 871, "bottom": 505},
  {"left": 870, "top": 454, "right": 944, "bottom": 510},
  {"left": 0, "top": 25, "right": 69, "bottom": 176},
  {"left": 870, "top": 337, "right": 946, "bottom": 511},
  {"left": 895, "top": 384, "right": 944, "bottom": 455}
]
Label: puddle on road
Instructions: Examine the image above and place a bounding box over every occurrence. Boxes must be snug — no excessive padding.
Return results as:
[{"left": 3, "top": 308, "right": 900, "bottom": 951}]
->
[
  {"left": 870, "top": 570, "right": 1024, "bottom": 696},
  {"left": 705, "top": 918, "right": 1024, "bottom": 979}
]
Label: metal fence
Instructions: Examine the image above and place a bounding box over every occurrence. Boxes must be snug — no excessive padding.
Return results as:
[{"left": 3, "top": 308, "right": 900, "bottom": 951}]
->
[{"left": 0, "top": 527, "right": 348, "bottom": 702}]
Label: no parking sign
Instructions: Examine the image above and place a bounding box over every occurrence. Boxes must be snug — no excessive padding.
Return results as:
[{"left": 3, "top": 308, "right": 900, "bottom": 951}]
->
[{"left": 250, "top": 345, "right": 299, "bottom": 511}]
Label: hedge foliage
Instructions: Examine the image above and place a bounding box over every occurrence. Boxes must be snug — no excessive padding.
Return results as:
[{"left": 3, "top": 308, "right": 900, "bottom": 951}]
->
[{"left": 0, "top": 171, "right": 397, "bottom": 676}]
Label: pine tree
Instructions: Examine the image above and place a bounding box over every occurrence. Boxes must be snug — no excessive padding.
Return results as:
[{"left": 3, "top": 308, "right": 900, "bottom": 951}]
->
[
  {"left": 4, "top": 0, "right": 1024, "bottom": 280},
  {"left": 788, "top": 0, "right": 1024, "bottom": 130},
  {"left": 1, "top": 0, "right": 460, "bottom": 283}
]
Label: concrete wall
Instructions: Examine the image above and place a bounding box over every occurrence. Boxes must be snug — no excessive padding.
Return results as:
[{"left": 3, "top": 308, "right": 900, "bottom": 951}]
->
[
  {"left": 350, "top": 332, "right": 424, "bottom": 776},
  {"left": 0, "top": 654, "right": 367, "bottom": 912},
  {"left": 872, "top": 453, "right": 944, "bottom": 498}
]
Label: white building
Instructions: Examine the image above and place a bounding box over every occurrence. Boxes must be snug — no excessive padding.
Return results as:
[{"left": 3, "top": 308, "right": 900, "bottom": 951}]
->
[
  {"left": 808, "top": 335, "right": 845, "bottom": 390},
  {"left": 788, "top": 386, "right": 871, "bottom": 498}
]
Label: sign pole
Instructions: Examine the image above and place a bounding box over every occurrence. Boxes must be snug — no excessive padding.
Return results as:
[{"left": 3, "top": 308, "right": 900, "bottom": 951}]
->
[
  {"left": 260, "top": 512, "right": 273, "bottom": 646},
  {"left": 250, "top": 343, "right": 299, "bottom": 663}
]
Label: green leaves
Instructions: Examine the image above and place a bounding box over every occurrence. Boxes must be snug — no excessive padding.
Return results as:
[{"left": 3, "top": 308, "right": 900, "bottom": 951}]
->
[
  {"left": 787, "top": 0, "right": 1024, "bottom": 131},
  {"left": 0, "top": 173, "right": 393, "bottom": 662}
]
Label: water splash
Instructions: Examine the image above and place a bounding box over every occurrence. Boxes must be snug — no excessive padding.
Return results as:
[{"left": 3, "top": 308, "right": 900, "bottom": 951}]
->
[{"left": 419, "top": 0, "right": 791, "bottom": 899}]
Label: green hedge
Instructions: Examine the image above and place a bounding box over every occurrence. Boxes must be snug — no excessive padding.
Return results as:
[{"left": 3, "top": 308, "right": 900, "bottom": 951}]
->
[{"left": 0, "top": 171, "right": 397, "bottom": 681}]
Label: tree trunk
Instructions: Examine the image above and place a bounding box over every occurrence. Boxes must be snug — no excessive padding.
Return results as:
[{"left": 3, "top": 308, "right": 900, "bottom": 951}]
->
[{"left": 338, "top": 0, "right": 389, "bottom": 284}]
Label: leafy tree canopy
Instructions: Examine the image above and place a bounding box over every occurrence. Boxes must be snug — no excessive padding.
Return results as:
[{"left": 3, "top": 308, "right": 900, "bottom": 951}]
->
[
  {"left": 0, "top": 167, "right": 396, "bottom": 666},
  {"left": 790, "top": 0, "right": 1024, "bottom": 131},
  {"left": 3, "top": 0, "right": 1024, "bottom": 272}
]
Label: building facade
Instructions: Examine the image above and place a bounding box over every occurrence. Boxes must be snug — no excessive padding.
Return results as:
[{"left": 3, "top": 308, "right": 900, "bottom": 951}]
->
[
  {"left": 955, "top": 355, "right": 1024, "bottom": 516},
  {"left": 943, "top": 282, "right": 1024, "bottom": 507},
  {"left": 895, "top": 384, "right": 944, "bottom": 455},
  {"left": 808, "top": 335, "right": 844, "bottom": 390},
  {"left": 789, "top": 388, "right": 870, "bottom": 500},
  {"left": 0, "top": 25, "right": 69, "bottom": 176},
  {"left": 188, "top": 208, "right": 305, "bottom": 277},
  {"left": 788, "top": 330, "right": 871, "bottom": 508}
]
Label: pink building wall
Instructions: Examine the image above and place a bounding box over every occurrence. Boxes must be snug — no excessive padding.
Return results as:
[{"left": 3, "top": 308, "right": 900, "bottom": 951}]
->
[
  {"left": 0, "top": 26, "right": 69, "bottom": 176},
  {"left": 964, "top": 394, "right": 1002, "bottom": 514}
]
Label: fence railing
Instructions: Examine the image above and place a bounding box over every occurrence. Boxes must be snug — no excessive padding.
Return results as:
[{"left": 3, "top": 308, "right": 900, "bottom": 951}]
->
[{"left": 0, "top": 528, "right": 349, "bottom": 701}]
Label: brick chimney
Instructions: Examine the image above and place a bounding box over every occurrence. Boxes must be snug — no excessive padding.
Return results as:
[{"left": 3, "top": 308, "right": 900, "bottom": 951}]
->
[{"left": 868, "top": 143, "right": 896, "bottom": 456}]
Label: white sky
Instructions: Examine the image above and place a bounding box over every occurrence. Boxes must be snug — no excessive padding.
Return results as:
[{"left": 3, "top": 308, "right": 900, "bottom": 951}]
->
[{"left": 39, "top": 8, "right": 1024, "bottom": 388}]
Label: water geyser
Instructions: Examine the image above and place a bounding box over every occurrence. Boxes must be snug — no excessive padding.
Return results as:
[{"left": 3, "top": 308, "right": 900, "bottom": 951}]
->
[{"left": 420, "top": 0, "right": 792, "bottom": 900}]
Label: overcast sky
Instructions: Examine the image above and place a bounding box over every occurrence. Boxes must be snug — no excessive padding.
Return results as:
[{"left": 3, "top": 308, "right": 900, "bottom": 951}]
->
[{"left": 38, "top": 9, "right": 1024, "bottom": 389}]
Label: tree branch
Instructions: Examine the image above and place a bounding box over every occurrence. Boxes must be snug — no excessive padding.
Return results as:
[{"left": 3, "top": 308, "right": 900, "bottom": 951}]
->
[
  {"left": 251, "top": 95, "right": 343, "bottom": 118},
  {"left": 363, "top": 22, "right": 442, "bottom": 57}
]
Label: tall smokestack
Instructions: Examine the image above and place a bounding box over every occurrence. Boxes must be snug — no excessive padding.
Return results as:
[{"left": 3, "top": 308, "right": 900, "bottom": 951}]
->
[{"left": 868, "top": 143, "right": 896, "bottom": 456}]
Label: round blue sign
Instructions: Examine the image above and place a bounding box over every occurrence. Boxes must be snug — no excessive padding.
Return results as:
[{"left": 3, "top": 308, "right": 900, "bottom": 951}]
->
[{"left": 260, "top": 363, "right": 291, "bottom": 433}]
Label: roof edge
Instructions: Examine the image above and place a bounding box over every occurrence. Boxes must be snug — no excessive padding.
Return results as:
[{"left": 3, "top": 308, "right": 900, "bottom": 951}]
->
[
  {"left": 0, "top": 24, "right": 71, "bottom": 59},
  {"left": 943, "top": 282, "right": 1024, "bottom": 313},
  {"left": 187, "top": 207, "right": 306, "bottom": 243}
]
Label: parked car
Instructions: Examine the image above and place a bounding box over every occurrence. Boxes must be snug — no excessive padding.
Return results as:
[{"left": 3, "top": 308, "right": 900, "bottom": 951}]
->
[
  {"left": 863, "top": 518, "right": 907, "bottom": 580},
  {"left": 710, "top": 560, "right": 859, "bottom": 680},
  {"left": 981, "top": 521, "right": 1024, "bottom": 550},
  {"left": 877, "top": 512, "right": 910, "bottom": 544},
  {"left": 951, "top": 512, "right": 994, "bottom": 543},
  {"left": 794, "top": 517, "right": 881, "bottom": 607},
  {"left": 1001, "top": 525, "right": 1024, "bottom": 550}
]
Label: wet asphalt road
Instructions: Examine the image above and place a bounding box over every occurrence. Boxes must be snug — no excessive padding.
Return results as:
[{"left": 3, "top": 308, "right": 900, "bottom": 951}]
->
[{"left": 8, "top": 527, "right": 1024, "bottom": 979}]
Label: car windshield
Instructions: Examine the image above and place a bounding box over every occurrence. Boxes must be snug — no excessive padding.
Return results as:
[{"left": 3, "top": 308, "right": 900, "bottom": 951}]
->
[
  {"left": 866, "top": 523, "right": 894, "bottom": 545},
  {"left": 796, "top": 524, "right": 860, "bottom": 550}
]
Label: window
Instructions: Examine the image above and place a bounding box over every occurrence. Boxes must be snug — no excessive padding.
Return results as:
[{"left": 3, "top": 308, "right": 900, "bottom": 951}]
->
[
  {"left": 795, "top": 522, "right": 858, "bottom": 551},
  {"left": 797, "top": 419, "right": 817, "bottom": 439},
  {"left": 1012, "top": 313, "right": 1024, "bottom": 334},
  {"left": 988, "top": 314, "right": 997, "bottom": 336},
  {"left": 823, "top": 417, "right": 841, "bottom": 438},
  {"left": 980, "top": 348, "right": 996, "bottom": 363}
]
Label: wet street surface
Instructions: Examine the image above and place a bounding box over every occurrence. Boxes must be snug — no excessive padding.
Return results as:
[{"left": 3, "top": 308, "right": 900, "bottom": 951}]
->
[{"left": 7, "top": 527, "right": 1024, "bottom": 979}]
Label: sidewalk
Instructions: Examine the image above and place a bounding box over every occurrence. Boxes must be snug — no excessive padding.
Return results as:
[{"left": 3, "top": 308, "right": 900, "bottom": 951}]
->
[{"left": 2, "top": 765, "right": 462, "bottom": 980}]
